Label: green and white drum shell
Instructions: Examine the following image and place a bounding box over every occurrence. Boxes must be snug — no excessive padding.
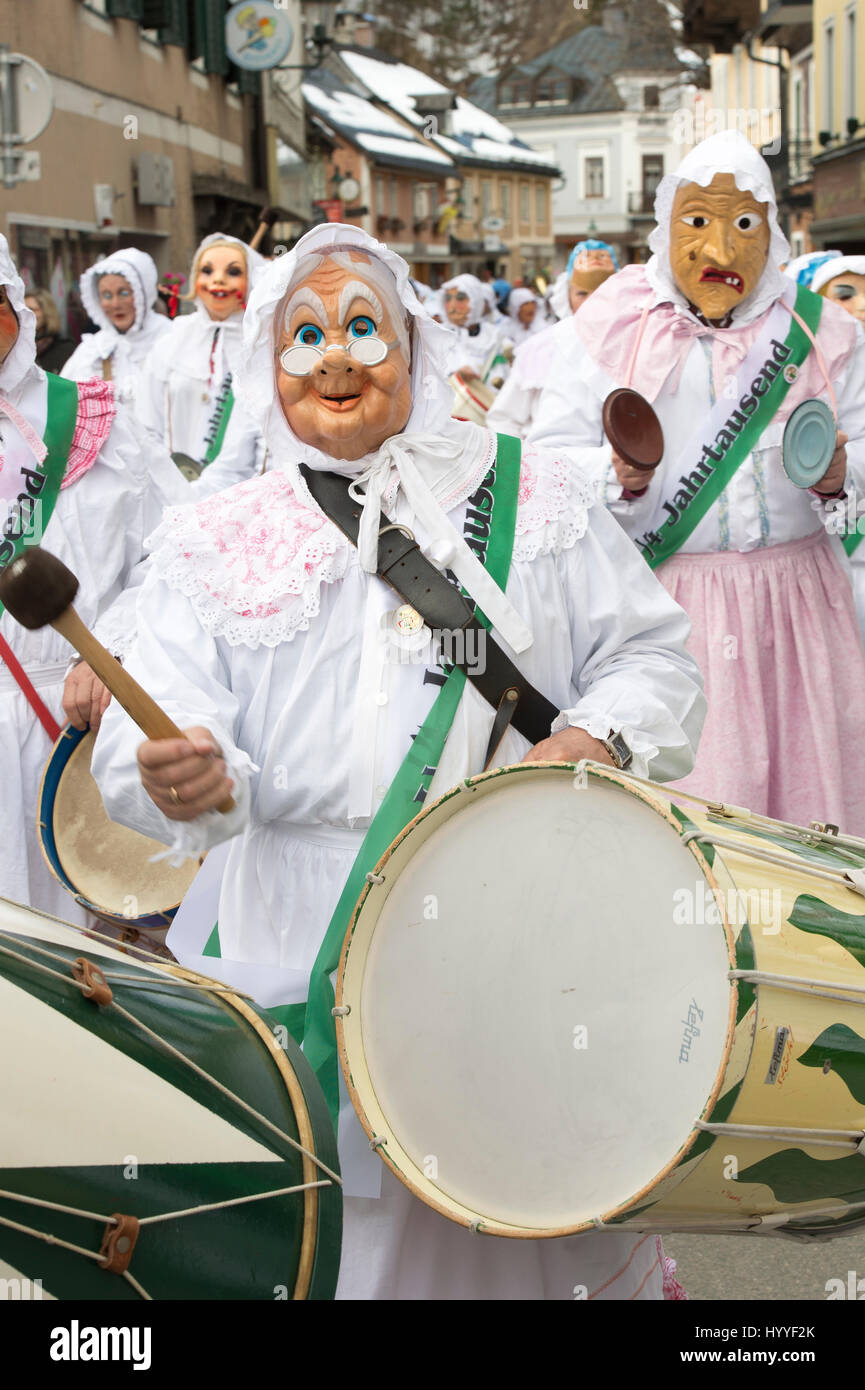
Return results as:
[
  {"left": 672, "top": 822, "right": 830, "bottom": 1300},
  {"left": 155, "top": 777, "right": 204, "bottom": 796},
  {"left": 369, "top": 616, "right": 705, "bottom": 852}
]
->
[
  {"left": 337, "top": 762, "right": 865, "bottom": 1242},
  {"left": 0, "top": 898, "right": 342, "bottom": 1299}
]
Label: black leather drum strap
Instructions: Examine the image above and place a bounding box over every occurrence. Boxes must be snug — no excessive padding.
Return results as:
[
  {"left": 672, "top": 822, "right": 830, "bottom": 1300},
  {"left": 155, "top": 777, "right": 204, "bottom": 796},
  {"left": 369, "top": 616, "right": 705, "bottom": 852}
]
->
[{"left": 299, "top": 465, "right": 560, "bottom": 763}]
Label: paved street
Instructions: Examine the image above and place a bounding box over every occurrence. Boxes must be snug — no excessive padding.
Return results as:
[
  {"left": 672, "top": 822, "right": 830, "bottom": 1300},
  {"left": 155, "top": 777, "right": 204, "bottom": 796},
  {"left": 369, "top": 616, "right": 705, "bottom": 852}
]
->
[{"left": 665, "top": 1229, "right": 865, "bottom": 1301}]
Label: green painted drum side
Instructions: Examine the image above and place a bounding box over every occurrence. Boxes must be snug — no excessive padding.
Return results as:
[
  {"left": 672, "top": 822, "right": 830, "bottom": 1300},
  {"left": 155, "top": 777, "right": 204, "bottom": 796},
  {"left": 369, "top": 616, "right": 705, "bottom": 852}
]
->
[{"left": 1, "top": 932, "right": 342, "bottom": 1300}]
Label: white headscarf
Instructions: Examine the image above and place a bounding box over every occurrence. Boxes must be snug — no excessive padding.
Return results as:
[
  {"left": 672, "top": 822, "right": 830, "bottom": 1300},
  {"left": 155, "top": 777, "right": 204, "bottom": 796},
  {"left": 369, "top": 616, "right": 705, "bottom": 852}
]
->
[
  {"left": 784, "top": 249, "right": 842, "bottom": 288},
  {"left": 237, "top": 222, "right": 532, "bottom": 654},
  {"left": 0, "top": 233, "right": 37, "bottom": 394},
  {"left": 811, "top": 255, "right": 865, "bottom": 295},
  {"left": 440, "top": 273, "right": 486, "bottom": 329},
  {"left": 80, "top": 247, "right": 161, "bottom": 336},
  {"left": 646, "top": 130, "right": 791, "bottom": 326},
  {"left": 548, "top": 271, "right": 571, "bottom": 321},
  {"left": 508, "top": 288, "right": 538, "bottom": 321}
]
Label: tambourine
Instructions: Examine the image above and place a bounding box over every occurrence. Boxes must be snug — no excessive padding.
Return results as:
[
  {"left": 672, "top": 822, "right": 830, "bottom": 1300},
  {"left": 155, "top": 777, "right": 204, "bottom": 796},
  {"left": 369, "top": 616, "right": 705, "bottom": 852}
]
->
[
  {"left": 781, "top": 398, "right": 837, "bottom": 489},
  {"left": 602, "top": 388, "right": 664, "bottom": 474}
]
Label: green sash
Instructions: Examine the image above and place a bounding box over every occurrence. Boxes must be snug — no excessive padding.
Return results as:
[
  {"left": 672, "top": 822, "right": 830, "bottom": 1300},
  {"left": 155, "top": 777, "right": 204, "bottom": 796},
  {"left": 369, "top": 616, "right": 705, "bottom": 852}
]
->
[
  {"left": 843, "top": 528, "right": 864, "bottom": 560},
  {"left": 203, "top": 386, "right": 235, "bottom": 467},
  {"left": 0, "top": 375, "right": 78, "bottom": 615},
  {"left": 641, "top": 285, "right": 823, "bottom": 571}
]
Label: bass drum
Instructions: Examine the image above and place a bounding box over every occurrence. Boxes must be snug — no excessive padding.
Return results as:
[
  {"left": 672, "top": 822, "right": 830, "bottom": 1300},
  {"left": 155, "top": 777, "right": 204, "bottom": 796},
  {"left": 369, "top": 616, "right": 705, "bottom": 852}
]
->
[
  {"left": 0, "top": 898, "right": 342, "bottom": 1299},
  {"left": 337, "top": 761, "right": 865, "bottom": 1242}
]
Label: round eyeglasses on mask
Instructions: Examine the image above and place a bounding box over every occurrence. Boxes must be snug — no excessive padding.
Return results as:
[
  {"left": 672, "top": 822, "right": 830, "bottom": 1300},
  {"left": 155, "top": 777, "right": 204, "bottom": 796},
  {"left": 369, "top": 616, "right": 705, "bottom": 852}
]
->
[{"left": 279, "top": 316, "right": 394, "bottom": 377}]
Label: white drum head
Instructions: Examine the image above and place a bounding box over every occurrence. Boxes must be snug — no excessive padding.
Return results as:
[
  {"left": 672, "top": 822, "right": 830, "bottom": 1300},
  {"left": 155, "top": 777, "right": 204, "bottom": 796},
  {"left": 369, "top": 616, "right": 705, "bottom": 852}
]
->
[{"left": 338, "top": 765, "right": 736, "bottom": 1234}]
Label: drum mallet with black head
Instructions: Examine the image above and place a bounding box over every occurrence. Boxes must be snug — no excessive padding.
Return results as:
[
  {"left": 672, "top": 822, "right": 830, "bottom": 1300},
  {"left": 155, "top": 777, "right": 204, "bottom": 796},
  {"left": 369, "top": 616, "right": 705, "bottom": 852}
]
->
[{"left": 0, "top": 547, "right": 235, "bottom": 814}]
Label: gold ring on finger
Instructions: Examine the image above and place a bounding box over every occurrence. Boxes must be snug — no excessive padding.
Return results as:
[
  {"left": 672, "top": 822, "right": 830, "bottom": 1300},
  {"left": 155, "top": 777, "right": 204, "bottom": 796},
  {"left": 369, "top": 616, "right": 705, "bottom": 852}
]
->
[{"left": 169, "top": 785, "right": 183, "bottom": 807}]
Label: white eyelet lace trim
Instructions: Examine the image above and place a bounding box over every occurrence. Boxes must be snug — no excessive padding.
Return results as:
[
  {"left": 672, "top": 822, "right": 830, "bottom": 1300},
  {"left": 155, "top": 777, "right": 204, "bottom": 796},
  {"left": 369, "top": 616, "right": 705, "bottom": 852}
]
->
[
  {"left": 146, "top": 471, "right": 352, "bottom": 649},
  {"left": 512, "top": 445, "right": 594, "bottom": 563},
  {"left": 146, "top": 444, "right": 594, "bottom": 648}
]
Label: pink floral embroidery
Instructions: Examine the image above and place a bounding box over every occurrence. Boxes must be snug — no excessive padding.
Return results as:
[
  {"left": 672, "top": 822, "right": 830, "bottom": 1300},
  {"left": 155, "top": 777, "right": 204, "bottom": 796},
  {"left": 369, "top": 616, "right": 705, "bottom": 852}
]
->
[
  {"left": 60, "top": 380, "right": 116, "bottom": 489},
  {"left": 148, "top": 469, "right": 351, "bottom": 646}
]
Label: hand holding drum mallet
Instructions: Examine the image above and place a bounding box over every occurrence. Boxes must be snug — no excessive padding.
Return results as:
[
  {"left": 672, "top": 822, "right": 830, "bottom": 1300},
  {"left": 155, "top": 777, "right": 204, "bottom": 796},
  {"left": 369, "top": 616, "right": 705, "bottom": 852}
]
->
[{"left": 0, "top": 548, "right": 235, "bottom": 816}]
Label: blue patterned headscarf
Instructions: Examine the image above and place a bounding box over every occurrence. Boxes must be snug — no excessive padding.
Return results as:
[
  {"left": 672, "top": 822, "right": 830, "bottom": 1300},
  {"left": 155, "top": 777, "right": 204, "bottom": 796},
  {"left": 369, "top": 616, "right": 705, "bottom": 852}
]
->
[{"left": 566, "top": 240, "right": 620, "bottom": 274}]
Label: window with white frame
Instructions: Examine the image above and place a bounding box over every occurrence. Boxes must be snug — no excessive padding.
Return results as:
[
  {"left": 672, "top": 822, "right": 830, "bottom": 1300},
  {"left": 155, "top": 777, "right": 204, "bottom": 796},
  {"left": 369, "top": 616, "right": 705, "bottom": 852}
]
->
[
  {"left": 375, "top": 177, "right": 385, "bottom": 215},
  {"left": 845, "top": 7, "right": 857, "bottom": 130},
  {"left": 481, "top": 178, "right": 493, "bottom": 217},
  {"left": 500, "top": 181, "right": 511, "bottom": 221},
  {"left": 584, "top": 156, "right": 604, "bottom": 198},
  {"left": 535, "top": 182, "right": 546, "bottom": 225},
  {"left": 413, "top": 184, "right": 430, "bottom": 220},
  {"left": 824, "top": 21, "right": 835, "bottom": 133},
  {"left": 520, "top": 182, "right": 530, "bottom": 223}
]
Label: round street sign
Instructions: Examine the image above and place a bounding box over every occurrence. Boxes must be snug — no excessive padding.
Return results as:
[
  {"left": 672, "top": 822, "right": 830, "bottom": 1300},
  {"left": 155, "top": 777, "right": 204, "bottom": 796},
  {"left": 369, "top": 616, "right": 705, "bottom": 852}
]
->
[
  {"left": 0, "top": 53, "right": 53, "bottom": 143},
  {"left": 338, "top": 176, "right": 361, "bottom": 203},
  {"left": 225, "top": 2, "right": 294, "bottom": 71}
]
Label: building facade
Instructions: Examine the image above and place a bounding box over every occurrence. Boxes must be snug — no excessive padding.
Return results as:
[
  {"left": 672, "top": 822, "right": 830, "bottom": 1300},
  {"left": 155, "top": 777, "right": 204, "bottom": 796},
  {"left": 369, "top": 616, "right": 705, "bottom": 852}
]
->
[
  {"left": 300, "top": 39, "right": 557, "bottom": 285},
  {"left": 812, "top": 0, "right": 865, "bottom": 252},
  {"left": 471, "top": 2, "right": 703, "bottom": 270},
  {"left": 0, "top": 0, "right": 288, "bottom": 332}
]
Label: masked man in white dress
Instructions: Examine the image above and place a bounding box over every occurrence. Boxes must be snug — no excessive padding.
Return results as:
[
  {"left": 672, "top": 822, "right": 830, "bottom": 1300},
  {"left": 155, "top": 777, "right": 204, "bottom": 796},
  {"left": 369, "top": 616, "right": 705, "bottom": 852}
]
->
[
  {"left": 530, "top": 131, "right": 865, "bottom": 832},
  {"left": 61, "top": 248, "right": 172, "bottom": 415},
  {"left": 92, "top": 223, "right": 705, "bottom": 1300},
  {"left": 0, "top": 235, "right": 184, "bottom": 922},
  {"left": 135, "top": 233, "right": 267, "bottom": 497}
]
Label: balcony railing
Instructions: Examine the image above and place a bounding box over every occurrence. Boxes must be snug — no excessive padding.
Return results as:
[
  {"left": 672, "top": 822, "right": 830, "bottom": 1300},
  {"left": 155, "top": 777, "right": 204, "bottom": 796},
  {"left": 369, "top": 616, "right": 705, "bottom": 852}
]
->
[
  {"left": 627, "top": 190, "right": 658, "bottom": 216},
  {"left": 759, "top": 2, "right": 813, "bottom": 53},
  {"left": 761, "top": 137, "right": 813, "bottom": 194}
]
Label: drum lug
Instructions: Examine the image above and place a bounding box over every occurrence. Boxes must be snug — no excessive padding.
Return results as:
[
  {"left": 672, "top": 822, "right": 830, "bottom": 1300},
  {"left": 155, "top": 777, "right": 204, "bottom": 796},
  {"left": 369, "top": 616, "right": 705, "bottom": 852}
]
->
[
  {"left": 810, "top": 821, "right": 840, "bottom": 837},
  {"left": 72, "top": 956, "right": 113, "bottom": 1007},
  {"left": 99, "top": 1213, "right": 140, "bottom": 1275}
]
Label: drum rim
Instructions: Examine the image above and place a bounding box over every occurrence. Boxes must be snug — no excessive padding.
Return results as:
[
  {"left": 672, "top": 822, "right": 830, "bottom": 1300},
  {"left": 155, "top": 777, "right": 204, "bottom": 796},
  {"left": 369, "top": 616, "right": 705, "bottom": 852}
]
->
[
  {"left": 163, "top": 958, "right": 342, "bottom": 1300},
  {"left": 0, "top": 907, "right": 342, "bottom": 1300},
  {"left": 335, "top": 760, "right": 740, "bottom": 1237},
  {"left": 450, "top": 371, "right": 496, "bottom": 412},
  {"left": 37, "top": 724, "right": 198, "bottom": 931}
]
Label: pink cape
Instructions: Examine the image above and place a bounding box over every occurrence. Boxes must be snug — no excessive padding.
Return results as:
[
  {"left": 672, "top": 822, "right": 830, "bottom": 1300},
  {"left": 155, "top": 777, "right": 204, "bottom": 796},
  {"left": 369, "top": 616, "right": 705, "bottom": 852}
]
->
[{"left": 572, "top": 265, "right": 857, "bottom": 418}]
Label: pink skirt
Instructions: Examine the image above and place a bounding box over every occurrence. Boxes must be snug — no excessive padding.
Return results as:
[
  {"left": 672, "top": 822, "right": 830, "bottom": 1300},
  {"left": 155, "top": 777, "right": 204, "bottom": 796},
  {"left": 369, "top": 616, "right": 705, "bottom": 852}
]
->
[{"left": 658, "top": 531, "right": 865, "bottom": 836}]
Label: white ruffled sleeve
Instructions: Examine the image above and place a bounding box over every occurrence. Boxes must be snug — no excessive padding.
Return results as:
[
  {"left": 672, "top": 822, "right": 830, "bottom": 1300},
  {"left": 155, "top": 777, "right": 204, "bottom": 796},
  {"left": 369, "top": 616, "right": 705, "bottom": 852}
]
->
[
  {"left": 89, "top": 407, "right": 186, "bottom": 659},
  {"left": 550, "top": 502, "right": 707, "bottom": 782},
  {"left": 527, "top": 335, "right": 632, "bottom": 507},
  {"left": 91, "top": 564, "right": 253, "bottom": 862}
]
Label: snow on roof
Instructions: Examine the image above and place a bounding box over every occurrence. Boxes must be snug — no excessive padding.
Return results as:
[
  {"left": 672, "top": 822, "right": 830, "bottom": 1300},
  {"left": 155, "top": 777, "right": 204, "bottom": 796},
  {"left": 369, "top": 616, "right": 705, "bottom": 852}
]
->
[
  {"left": 337, "top": 49, "right": 554, "bottom": 172},
  {"left": 449, "top": 96, "right": 520, "bottom": 145},
  {"left": 340, "top": 49, "right": 449, "bottom": 127},
  {"left": 355, "top": 132, "right": 453, "bottom": 165},
  {"left": 466, "top": 136, "right": 556, "bottom": 167},
  {"left": 301, "top": 81, "right": 409, "bottom": 137}
]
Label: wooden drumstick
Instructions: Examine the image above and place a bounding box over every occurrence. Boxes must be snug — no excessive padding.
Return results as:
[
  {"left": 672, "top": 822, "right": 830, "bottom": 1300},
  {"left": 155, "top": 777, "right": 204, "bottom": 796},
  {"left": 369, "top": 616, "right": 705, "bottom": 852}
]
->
[{"left": 0, "top": 548, "right": 235, "bottom": 814}]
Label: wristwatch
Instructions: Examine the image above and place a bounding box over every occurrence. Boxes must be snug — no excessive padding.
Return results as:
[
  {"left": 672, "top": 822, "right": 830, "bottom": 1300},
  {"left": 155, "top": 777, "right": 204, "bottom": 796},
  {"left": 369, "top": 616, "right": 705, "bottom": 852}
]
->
[{"left": 600, "top": 729, "right": 633, "bottom": 770}]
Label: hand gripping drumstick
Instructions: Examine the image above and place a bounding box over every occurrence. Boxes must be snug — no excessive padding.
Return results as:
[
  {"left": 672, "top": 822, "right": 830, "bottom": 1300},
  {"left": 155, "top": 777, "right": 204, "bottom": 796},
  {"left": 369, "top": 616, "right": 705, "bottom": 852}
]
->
[{"left": 0, "top": 548, "right": 235, "bottom": 814}]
